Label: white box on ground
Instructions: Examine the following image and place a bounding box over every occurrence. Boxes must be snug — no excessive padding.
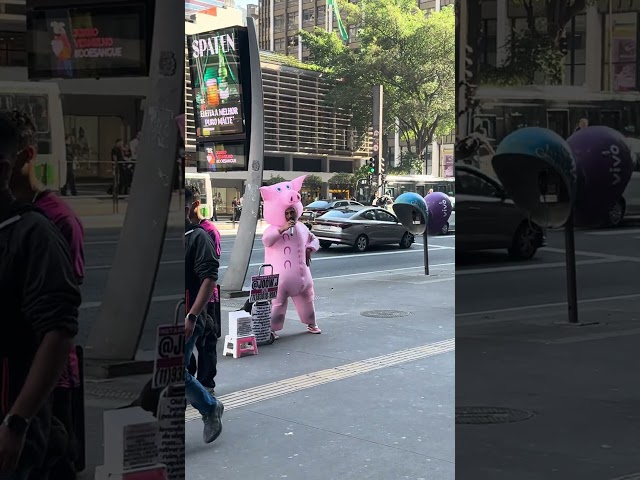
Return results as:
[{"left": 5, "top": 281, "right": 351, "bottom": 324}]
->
[
  {"left": 228, "top": 310, "right": 253, "bottom": 338},
  {"left": 103, "top": 408, "right": 160, "bottom": 472}
]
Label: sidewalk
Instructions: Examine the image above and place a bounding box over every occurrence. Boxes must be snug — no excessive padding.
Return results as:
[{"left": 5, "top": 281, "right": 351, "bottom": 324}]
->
[
  {"left": 456, "top": 297, "right": 640, "bottom": 480},
  {"left": 186, "top": 265, "right": 456, "bottom": 479}
]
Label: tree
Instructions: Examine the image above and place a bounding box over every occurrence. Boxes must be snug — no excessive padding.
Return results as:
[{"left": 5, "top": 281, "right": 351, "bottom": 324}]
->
[
  {"left": 265, "top": 174, "right": 287, "bottom": 185},
  {"left": 387, "top": 151, "right": 423, "bottom": 175},
  {"left": 481, "top": 0, "right": 592, "bottom": 85},
  {"left": 303, "top": 174, "right": 324, "bottom": 192},
  {"left": 328, "top": 172, "right": 355, "bottom": 197},
  {"left": 300, "top": 0, "right": 455, "bottom": 170}
]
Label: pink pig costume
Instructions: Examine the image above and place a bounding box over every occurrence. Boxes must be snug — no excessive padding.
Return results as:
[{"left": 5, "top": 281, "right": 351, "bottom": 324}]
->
[{"left": 259, "top": 175, "right": 320, "bottom": 332}]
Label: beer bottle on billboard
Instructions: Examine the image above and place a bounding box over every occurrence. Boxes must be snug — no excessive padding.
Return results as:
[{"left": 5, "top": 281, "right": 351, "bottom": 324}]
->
[
  {"left": 206, "top": 77, "right": 220, "bottom": 107},
  {"left": 218, "top": 50, "right": 230, "bottom": 102}
]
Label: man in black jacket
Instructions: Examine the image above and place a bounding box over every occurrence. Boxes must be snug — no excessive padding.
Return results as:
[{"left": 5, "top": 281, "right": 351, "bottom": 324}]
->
[
  {"left": 0, "top": 113, "right": 81, "bottom": 479},
  {"left": 184, "top": 187, "right": 224, "bottom": 444}
]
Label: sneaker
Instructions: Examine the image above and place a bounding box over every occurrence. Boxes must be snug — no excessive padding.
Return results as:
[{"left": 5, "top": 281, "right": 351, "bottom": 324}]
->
[{"left": 202, "top": 400, "right": 224, "bottom": 443}]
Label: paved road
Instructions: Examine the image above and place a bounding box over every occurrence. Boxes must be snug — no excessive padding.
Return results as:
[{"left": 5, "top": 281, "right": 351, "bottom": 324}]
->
[
  {"left": 79, "top": 227, "right": 454, "bottom": 352},
  {"left": 455, "top": 225, "right": 640, "bottom": 480},
  {"left": 185, "top": 239, "right": 455, "bottom": 479}
]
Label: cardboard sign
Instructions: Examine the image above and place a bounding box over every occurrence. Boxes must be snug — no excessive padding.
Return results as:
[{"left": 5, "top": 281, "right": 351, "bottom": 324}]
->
[
  {"left": 251, "top": 302, "right": 272, "bottom": 344},
  {"left": 152, "top": 325, "right": 184, "bottom": 389},
  {"left": 249, "top": 274, "right": 279, "bottom": 302},
  {"left": 157, "top": 386, "right": 185, "bottom": 480}
]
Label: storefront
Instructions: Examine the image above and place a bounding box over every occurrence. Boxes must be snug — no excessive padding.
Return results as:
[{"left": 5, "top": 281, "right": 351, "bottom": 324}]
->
[{"left": 26, "top": 0, "right": 154, "bottom": 183}]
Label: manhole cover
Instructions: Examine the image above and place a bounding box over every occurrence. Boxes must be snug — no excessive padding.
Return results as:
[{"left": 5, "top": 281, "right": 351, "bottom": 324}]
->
[
  {"left": 456, "top": 407, "right": 535, "bottom": 424},
  {"left": 360, "top": 310, "right": 411, "bottom": 318}
]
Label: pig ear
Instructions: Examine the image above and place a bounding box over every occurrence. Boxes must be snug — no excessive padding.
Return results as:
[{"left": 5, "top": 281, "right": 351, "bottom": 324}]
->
[
  {"left": 259, "top": 186, "right": 272, "bottom": 201},
  {"left": 290, "top": 175, "right": 306, "bottom": 192}
]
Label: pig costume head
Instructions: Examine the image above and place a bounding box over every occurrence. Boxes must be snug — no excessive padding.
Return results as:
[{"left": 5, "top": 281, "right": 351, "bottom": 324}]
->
[{"left": 259, "top": 175, "right": 306, "bottom": 227}]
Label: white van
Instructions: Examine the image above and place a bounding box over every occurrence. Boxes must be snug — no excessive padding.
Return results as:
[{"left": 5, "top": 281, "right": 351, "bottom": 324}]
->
[
  {"left": 0, "top": 81, "right": 66, "bottom": 190},
  {"left": 185, "top": 172, "right": 214, "bottom": 219},
  {"left": 608, "top": 138, "right": 640, "bottom": 227}
]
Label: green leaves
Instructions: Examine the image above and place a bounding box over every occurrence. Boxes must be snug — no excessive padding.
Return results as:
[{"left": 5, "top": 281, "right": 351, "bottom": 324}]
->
[{"left": 301, "top": 0, "right": 455, "bottom": 160}]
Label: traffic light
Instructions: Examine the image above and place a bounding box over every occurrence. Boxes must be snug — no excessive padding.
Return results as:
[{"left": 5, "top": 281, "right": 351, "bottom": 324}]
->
[
  {"left": 367, "top": 157, "right": 375, "bottom": 174},
  {"left": 380, "top": 157, "right": 386, "bottom": 177}
]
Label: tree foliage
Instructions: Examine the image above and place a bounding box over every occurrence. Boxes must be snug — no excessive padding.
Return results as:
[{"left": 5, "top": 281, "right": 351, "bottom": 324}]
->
[
  {"left": 480, "top": 0, "right": 592, "bottom": 85},
  {"left": 303, "top": 174, "right": 324, "bottom": 191},
  {"left": 387, "top": 152, "right": 423, "bottom": 175},
  {"left": 328, "top": 172, "right": 355, "bottom": 188},
  {"left": 300, "top": 0, "right": 455, "bottom": 163},
  {"left": 265, "top": 174, "right": 287, "bottom": 185}
]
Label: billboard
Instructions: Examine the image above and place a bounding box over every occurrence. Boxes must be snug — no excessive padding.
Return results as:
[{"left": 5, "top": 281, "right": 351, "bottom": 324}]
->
[
  {"left": 197, "top": 142, "right": 247, "bottom": 172},
  {"left": 187, "top": 28, "right": 246, "bottom": 138},
  {"left": 27, "top": 2, "right": 149, "bottom": 79}
]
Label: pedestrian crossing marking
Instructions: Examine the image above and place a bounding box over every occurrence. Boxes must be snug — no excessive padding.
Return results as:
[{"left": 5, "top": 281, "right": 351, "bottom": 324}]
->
[{"left": 185, "top": 338, "right": 455, "bottom": 422}]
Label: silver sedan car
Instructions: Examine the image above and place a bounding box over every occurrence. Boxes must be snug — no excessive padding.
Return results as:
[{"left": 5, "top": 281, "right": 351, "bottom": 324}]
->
[{"left": 311, "top": 206, "right": 415, "bottom": 252}]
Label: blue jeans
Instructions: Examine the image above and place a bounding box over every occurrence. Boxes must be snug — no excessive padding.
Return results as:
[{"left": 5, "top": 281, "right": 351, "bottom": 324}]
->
[{"left": 185, "top": 319, "right": 218, "bottom": 416}]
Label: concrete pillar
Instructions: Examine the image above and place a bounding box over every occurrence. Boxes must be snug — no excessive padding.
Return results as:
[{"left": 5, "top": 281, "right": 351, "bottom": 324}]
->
[
  {"left": 585, "top": 4, "right": 602, "bottom": 90},
  {"left": 430, "top": 140, "right": 440, "bottom": 176},
  {"left": 220, "top": 17, "right": 264, "bottom": 294},
  {"left": 284, "top": 154, "right": 294, "bottom": 171},
  {"left": 321, "top": 156, "right": 330, "bottom": 173}
]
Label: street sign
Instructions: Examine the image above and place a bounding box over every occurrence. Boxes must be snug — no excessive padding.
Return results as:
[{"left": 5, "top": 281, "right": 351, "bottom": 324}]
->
[
  {"left": 249, "top": 274, "right": 279, "bottom": 302},
  {"left": 152, "top": 325, "right": 184, "bottom": 389}
]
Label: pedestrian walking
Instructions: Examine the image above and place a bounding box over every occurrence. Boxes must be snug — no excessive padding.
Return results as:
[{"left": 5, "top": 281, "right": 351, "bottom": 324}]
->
[
  {"left": 185, "top": 187, "right": 224, "bottom": 443},
  {"left": 259, "top": 175, "right": 321, "bottom": 337},
  {"left": 0, "top": 111, "right": 82, "bottom": 480},
  {"left": 61, "top": 135, "right": 77, "bottom": 196},
  {"left": 185, "top": 185, "right": 221, "bottom": 394},
  {"left": 111, "top": 139, "right": 127, "bottom": 195},
  {"left": 231, "top": 197, "right": 238, "bottom": 225},
  {"left": 8, "top": 110, "right": 85, "bottom": 478}
]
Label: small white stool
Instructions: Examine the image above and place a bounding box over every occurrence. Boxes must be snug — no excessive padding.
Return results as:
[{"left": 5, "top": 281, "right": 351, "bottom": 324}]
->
[{"left": 223, "top": 335, "right": 258, "bottom": 359}]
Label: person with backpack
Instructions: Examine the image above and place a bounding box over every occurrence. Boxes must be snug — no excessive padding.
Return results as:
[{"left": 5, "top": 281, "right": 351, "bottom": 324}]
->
[
  {"left": 184, "top": 187, "right": 224, "bottom": 443},
  {"left": 7, "top": 110, "right": 85, "bottom": 478},
  {"left": 0, "top": 112, "right": 81, "bottom": 479},
  {"left": 185, "top": 186, "right": 221, "bottom": 394}
]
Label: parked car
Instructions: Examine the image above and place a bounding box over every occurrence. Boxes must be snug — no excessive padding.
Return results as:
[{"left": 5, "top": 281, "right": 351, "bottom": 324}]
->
[
  {"left": 605, "top": 138, "right": 640, "bottom": 227},
  {"left": 311, "top": 206, "right": 415, "bottom": 253},
  {"left": 300, "top": 199, "right": 363, "bottom": 229},
  {"left": 455, "top": 164, "right": 545, "bottom": 259}
]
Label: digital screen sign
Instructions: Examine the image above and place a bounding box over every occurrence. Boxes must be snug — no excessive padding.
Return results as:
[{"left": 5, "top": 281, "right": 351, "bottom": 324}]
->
[
  {"left": 27, "top": 3, "right": 149, "bottom": 79},
  {"left": 187, "top": 28, "right": 246, "bottom": 137},
  {"left": 197, "top": 142, "right": 247, "bottom": 172}
]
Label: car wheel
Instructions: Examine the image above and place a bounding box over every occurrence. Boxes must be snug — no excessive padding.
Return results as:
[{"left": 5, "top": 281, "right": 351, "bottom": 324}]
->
[
  {"left": 319, "top": 240, "right": 332, "bottom": 249},
  {"left": 353, "top": 234, "right": 369, "bottom": 253},
  {"left": 508, "top": 222, "right": 539, "bottom": 260},
  {"left": 605, "top": 198, "right": 625, "bottom": 228},
  {"left": 440, "top": 222, "right": 449, "bottom": 235},
  {"left": 399, "top": 232, "right": 413, "bottom": 249}
]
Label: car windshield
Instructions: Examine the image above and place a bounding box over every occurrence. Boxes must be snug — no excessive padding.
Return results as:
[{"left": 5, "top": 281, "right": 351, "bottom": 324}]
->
[
  {"left": 318, "top": 209, "right": 358, "bottom": 219},
  {"left": 306, "top": 201, "right": 330, "bottom": 208}
]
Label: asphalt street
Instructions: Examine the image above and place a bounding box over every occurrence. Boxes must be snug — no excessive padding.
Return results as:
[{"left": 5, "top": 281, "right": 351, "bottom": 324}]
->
[
  {"left": 455, "top": 223, "right": 640, "bottom": 480},
  {"left": 79, "top": 227, "right": 455, "bottom": 353}
]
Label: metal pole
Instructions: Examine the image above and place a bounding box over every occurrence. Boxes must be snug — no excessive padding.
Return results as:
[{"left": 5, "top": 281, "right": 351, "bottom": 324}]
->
[
  {"left": 298, "top": 0, "right": 303, "bottom": 61},
  {"left": 423, "top": 231, "right": 429, "bottom": 276},
  {"left": 564, "top": 212, "right": 579, "bottom": 323},
  {"left": 85, "top": 0, "right": 183, "bottom": 360},
  {"left": 608, "top": 0, "right": 613, "bottom": 91},
  {"left": 221, "top": 17, "right": 264, "bottom": 294}
]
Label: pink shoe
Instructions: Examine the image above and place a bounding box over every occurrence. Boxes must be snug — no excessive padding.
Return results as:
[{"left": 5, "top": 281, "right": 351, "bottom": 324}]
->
[{"left": 307, "top": 324, "right": 321, "bottom": 334}]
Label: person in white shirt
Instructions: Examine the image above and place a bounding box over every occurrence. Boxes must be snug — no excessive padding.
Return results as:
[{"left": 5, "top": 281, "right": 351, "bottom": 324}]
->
[{"left": 129, "top": 132, "right": 140, "bottom": 161}]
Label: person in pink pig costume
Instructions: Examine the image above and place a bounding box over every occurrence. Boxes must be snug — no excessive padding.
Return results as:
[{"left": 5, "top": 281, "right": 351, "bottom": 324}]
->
[{"left": 259, "top": 175, "right": 322, "bottom": 337}]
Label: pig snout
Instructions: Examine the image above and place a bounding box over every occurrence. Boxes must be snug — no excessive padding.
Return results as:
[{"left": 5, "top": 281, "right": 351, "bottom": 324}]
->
[{"left": 290, "top": 192, "right": 300, "bottom": 203}]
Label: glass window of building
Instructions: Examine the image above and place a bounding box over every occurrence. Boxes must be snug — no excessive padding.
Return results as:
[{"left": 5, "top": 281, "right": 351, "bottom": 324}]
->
[
  {"left": 316, "top": 5, "right": 325, "bottom": 22},
  {"left": 274, "top": 37, "right": 285, "bottom": 51},
  {"left": 0, "top": 31, "right": 26, "bottom": 67},
  {"left": 287, "top": 12, "right": 298, "bottom": 26},
  {"left": 563, "top": 14, "right": 586, "bottom": 86},
  {"left": 603, "top": 12, "right": 638, "bottom": 92},
  {"left": 303, "top": 8, "right": 315, "bottom": 25},
  {"left": 480, "top": 19, "right": 497, "bottom": 68},
  {"left": 274, "top": 14, "right": 285, "bottom": 32}
]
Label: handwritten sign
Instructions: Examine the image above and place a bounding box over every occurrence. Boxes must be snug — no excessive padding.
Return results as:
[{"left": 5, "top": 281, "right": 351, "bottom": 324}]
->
[
  {"left": 249, "top": 274, "right": 279, "bottom": 303},
  {"left": 251, "top": 302, "right": 272, "bottom": 344},
  {"left": 152, "top": 325, "right": 184, "bottom": 389}
]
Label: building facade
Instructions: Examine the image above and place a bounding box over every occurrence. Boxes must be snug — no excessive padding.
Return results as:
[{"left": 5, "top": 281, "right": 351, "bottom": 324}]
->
[
  {"left": 185, "top": 13, "right": 370, "bottom": 204},
  {"left": 1, "top": 0, "right": 156, "bottom": 185}
]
